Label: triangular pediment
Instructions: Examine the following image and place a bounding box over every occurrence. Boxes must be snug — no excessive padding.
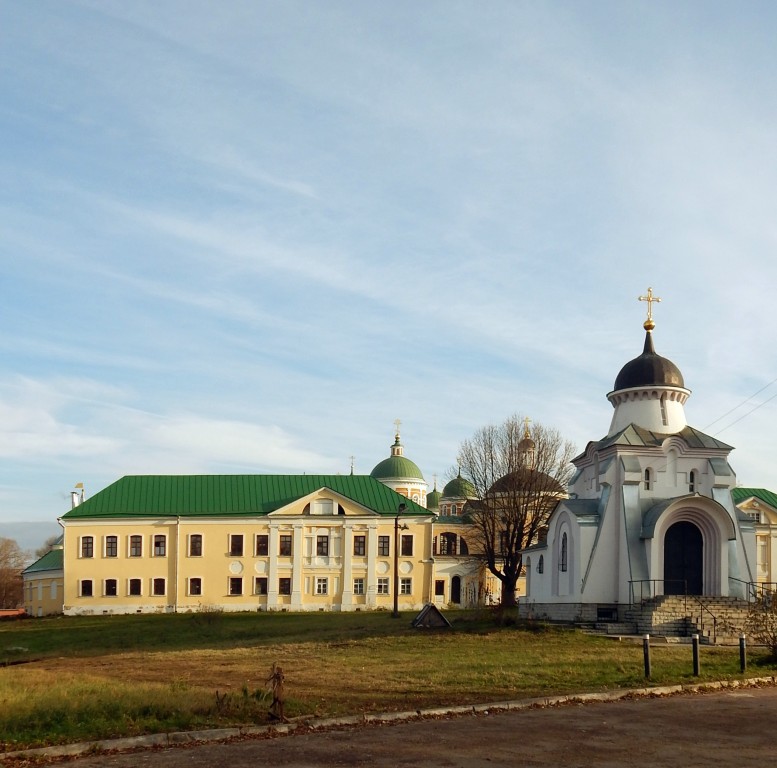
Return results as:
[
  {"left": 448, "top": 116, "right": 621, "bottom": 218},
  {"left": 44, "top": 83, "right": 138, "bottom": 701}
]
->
[{"left": 267, "top": 487, "right": 381, "bottom": 517}]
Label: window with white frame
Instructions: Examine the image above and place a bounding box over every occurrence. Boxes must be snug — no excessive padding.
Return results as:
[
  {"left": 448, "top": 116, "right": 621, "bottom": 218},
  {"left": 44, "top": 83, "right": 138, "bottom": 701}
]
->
[
  {"left": 378, "top": 535, "right": 390, "bottom": 556},
  {"left": 105, "top": 535, "right": 118, "bottom": 558},
  {"left": 353, "top": 577, "right": 365, "bottom": 595},
  {"left": 229, "top": 534, "right": 244, "bottom": 557},
  {"left": 316, "top": 534, "right": 329, "bottom": 556},
  {"left": 400, "top": 578, "right": 412, "bottom": 595},
  {"left": 377, "top": 577, "right": 389, "bottom": 595},
  {"left": 228, "top": 577, "right": 242, "bottom": 595},
  {"left": 80, "top": 579, "right": 93, "bottom": 597},
  {"left": 316, "top": 577, "right": 328, "bottom": 595},
  {"left": 128, "top": 578, "right": 142, "bottom": 596},
  {"left": 81, "top": 536, "right": 94, "bottom": 558},
  {"left": 189, "top": 577, "right": 202, "bottom": 596},
  {"left": 152, "top": 578, "right": 166, "bottom": 596},
  {"left": 104, "top": 578, "right": 118, "bottom": 596},
  {"left": 153, "top": 535, "right": 166, "bottom": 557},
  {"left": 129, "top": 535, "right": 142, "bottom": 557},
  {"left": 255, "top": 534, "right": 269, "bottom": 556},
  {"left": 189, "top": 534, "right": 203, "bottom": 557},
  {"left": 255, "top": 577, "right": 268, "bottom": 595}
]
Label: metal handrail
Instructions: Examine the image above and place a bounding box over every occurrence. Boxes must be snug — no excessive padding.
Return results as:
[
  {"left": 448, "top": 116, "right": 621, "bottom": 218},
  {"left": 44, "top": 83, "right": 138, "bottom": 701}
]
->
[
  {"left": 687, "top": 594, "right": 717, "bottom": 643},
  {"left": 729, "top": 577, "right": 777, "bottom": 601},
  {"left": 628, "top": 579, "right": 687, "bottom": 605}
]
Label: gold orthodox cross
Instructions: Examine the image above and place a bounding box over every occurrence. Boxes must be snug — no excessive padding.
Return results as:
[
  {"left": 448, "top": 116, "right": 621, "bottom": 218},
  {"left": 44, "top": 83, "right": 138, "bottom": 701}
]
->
[
  {"left": 523, "top": 416, "right": 532, "bottom": 439},
  {"left": 638, "top": 287, "right": 661, "bottom": 321},
  {"left": 393, "top": 418, "right": 402, "bottom": 436}
]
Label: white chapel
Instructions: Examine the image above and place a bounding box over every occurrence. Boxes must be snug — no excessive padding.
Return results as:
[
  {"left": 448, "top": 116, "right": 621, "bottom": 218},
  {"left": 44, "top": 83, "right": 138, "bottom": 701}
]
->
[{"left": 521, "top": 290, "right": 757, "bottom": 622}]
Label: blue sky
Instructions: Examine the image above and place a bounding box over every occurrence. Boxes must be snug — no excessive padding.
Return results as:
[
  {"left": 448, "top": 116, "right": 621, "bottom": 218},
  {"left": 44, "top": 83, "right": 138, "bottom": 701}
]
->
[{"left": 2, "top": 0, "right": 777, "bottom": 530}]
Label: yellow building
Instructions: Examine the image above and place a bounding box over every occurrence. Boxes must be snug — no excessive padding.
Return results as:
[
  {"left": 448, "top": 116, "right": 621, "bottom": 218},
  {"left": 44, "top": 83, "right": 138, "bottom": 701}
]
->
[
  {"left": 52, "top": 474, "right": 435, "bottom": 615},
  {"left": 21, "top": 542, "right": 64, "bottom": 617},
  {"left": 732, "top": 488, "right": 777, "bottom": 593}
]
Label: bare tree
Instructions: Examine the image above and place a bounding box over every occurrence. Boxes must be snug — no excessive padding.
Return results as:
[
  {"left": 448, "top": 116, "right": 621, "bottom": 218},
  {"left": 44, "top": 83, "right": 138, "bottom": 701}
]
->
[
  {"left": 35, "top": 535, "right": 60, "bottom": 560},
  {"left": 458, "top": 415, "right": 575, "bottom": 608},
  {"left": 0, "top": 537, "right": 27, "bottom": 608}
]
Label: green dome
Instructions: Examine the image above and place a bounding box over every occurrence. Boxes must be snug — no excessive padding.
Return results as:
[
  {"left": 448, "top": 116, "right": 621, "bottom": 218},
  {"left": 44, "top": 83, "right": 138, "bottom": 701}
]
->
[
  {"left": 442, "top": 475, "right": 476, "bottom": 499},
  {"left": 426, "top": 487, "right": 442, "bottom": 511},
  {"left": 371, "top": 431, "right": 425, "bottom": 482},
  {"left": 370, "top": 455, "right": 425, "bottom": 481}
]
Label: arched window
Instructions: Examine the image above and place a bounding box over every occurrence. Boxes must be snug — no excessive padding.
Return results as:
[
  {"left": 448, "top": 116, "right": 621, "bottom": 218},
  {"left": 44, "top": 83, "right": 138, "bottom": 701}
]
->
[
  {"left": 560, "top": 533, "right": 568, "bottom": 573},
  {"left": 689, "top": 470, "right": 696, "bottom": 493},
  {"left": 451, "top": 504, "right": 458, "bottom": 516},
  {"left": 459, "top": 537, "right": 469, "bottom": 556},
  {"left": 644, "top": 469, "right": 652, "bottom": 491},
  {"left": 538, "top": 554, "right": 544, "bottom": 574}
]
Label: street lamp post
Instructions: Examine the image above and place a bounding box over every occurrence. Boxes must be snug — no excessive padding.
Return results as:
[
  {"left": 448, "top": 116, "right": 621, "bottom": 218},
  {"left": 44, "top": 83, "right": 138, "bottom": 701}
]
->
[{"left": 393, "top": 503, "right": 408, "bottom": 618}]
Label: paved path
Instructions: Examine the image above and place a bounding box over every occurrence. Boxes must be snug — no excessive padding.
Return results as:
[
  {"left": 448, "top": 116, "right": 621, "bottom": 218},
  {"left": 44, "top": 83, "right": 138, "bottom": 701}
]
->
[{"left": 60, "top": 686, "right": 777, "bottom": 768}]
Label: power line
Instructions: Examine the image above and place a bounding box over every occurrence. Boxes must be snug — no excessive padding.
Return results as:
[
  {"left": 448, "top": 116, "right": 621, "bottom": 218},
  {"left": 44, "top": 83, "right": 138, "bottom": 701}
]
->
[{"left": 703, "top": 375, "right": 777, "bottom": 432}]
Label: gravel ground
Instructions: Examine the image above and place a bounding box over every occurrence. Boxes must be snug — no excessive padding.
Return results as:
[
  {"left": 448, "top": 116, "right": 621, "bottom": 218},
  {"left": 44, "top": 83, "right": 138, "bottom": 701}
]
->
[{"left": 31, "top": 684, "right": 777, "bottom": 768}]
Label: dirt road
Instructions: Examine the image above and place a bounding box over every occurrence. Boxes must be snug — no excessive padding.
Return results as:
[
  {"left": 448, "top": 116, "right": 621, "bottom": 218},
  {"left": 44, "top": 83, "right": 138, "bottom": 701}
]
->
[{"left": 60, "top": 685, "right": 777, "bottom": 768}]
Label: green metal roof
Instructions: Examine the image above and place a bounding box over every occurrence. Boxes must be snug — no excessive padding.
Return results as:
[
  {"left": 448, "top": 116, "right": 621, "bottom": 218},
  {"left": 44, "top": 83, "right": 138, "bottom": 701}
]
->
[
  {"left": 23, "top": 547, "right": 63, "bottom": 574},
  {"left": 426, "top": 487, "right": 441, "bottom": 510},
  {"left": 369, "top": 456, "right": 425, "bottom": 481},
  {"left": 731, "top": 487, "right": 777, "bottom": 510},
  {"left": 60, "top": 475, "right": 429, "bottom": 520},
  {"left": 442, "top": 475, "right": 476, "bottom": 499}
]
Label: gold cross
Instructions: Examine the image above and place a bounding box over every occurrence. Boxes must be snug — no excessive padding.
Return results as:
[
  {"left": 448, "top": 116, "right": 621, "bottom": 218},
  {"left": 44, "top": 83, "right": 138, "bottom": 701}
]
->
[
  {"left": 638, "top": 287, "right": 661, "bottom": 323},
  {"left": 393, "top": 418, "right": 402, "bottom": 437},
  {"left": 523, "top": 416, "right": 532, "bottom": 439}
]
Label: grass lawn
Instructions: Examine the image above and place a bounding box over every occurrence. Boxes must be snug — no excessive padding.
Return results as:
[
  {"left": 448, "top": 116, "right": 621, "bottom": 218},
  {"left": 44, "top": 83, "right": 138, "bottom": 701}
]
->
[{"left": 1, "top": 609, "right": 773, "bottom": 751}]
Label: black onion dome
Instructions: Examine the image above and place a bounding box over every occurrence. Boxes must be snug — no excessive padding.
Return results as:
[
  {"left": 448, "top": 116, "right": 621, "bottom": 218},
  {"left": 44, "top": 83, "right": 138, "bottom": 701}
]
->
[{"left": 613, "top": 331, "right": 684, "bottom": 391}]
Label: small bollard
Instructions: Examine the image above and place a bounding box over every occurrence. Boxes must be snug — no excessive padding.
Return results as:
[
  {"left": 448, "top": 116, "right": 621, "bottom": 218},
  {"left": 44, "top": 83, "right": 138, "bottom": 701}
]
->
[
  {"left": 740, "top": 634, "right": 747, "bottom": 673},
  {"left": 643, "top": 634, "right": 651, "bottom": 678},
  {"left": 692, "top": 634, "right": 700, "bottom": 676}
]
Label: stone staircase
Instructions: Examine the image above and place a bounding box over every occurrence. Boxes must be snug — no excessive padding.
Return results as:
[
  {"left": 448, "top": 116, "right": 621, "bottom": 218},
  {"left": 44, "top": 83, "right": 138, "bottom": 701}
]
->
[{"left": 594, "top": 596, "right": 751, "bottom": 643}]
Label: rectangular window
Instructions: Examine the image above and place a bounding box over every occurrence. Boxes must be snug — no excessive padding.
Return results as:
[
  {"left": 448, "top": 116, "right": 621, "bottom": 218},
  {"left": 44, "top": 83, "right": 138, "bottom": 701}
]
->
[
  {"left": 435, "top": 579, "right": 445, "bottom": 597},
  {"left": 400, "top": 578, "right": 412, "bottom": 595},
  {"left": 378, "top": 535, "right": 390, "bottom": 557},
  {"left": 105, "top": 535, "right": 118, "bottom": 558},
  {"left": 353, "top": 577, "right": 365, "bottom": 595},
  {"left": 80, "top": 579, "right": 93, "bottom": 597},
  {"left": 255, "top": 577, "right": 268, "bottom": 595},
  {"left": 229, "top": 534, "right": 244, "bottom": 557},
  {"left": 105, "top": 578, "right": 118, "bottom": 596},
  {"left": 316, "top": 577, "right": 328, "bottom": 595},
  {"left": 377, "top": 577, "right": 389, "bottom": 595},
  {"left": 153, "top": 535, "right": 166, "bottom": 557},
  {"left": 81, "top": 536, "right": 94, "bottom": 558},
  {"left": 129, "top": 578, "right": 142, "bottom": 596},
  {"left": 353, "top": 535, "right": 366, "bottom": 556},
  {"left": 189, "top": 577, "right": 202, "bottom": 596},
  {"left": 279, "top": 534, "right": 292, "bottom": 557},
  {"left": 401, "top": 534, "right": 413, "bottom": 557},
  {"left": 189, "top": 534, "right": 203, "bottom": 557},
  {"left": 255, "top": 534, "right": 269, "bottom": 556},
  {"left": 229, "top": 577, "right": 242, "bottom": 595},
  {"left": 152, "top": 578, "right": 166, "bottom": 596},
  {"left": 316, "top": 534, "right": 329, "bottom": 556},
  {"left": 129, "top": 535, "right": 142, "bottom": 557},
  {"left": 278, "top": 577, "right": 291, "bottom": 595}
]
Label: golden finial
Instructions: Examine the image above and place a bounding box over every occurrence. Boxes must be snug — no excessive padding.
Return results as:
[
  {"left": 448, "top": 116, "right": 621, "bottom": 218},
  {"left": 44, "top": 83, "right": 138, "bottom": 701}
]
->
[
  {"left": 523, "top": 416, "right": 532, "bottom": 440},
  {"left": 638, "top": 287, "right": 661, "bottom": 331},
  {"left": 393, "top": 418, "right": 402, "bottom": 441}
]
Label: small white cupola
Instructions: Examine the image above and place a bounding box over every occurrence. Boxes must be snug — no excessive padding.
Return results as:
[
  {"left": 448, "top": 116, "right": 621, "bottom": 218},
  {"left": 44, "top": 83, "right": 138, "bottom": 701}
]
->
[{"left": 606, "top": 288, "right": 691, "bottom": 436}]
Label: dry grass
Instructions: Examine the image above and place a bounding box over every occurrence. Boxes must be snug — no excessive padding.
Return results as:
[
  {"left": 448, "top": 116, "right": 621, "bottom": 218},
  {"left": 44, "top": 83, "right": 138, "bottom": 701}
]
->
[{"left": 0, "top": 611, "right": 772, "bottom": 751}]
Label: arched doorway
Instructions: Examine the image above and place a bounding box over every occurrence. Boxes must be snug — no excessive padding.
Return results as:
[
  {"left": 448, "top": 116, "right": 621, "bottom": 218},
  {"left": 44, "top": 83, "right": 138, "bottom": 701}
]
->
[
  {"left": 664, "top": 521, "right": 703, "bottom": 595},
  {"left": 451, "top": 575, "right": 461, "bottom": 604}
]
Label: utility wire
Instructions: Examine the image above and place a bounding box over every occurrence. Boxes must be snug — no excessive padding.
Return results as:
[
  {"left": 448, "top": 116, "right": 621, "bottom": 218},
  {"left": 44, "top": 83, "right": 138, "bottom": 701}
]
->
[{"left": 703, "top": 375, "right": 777, "bottom": 432}]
